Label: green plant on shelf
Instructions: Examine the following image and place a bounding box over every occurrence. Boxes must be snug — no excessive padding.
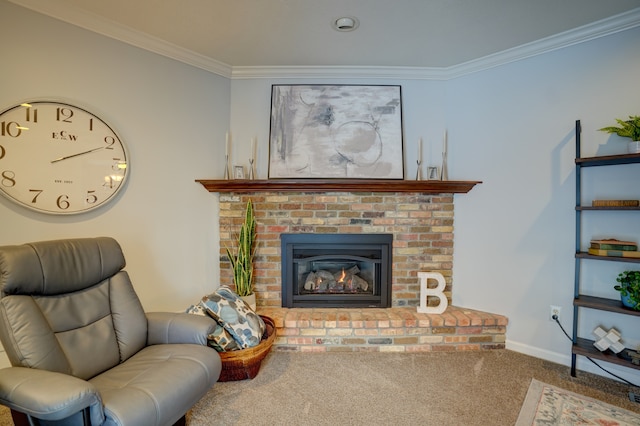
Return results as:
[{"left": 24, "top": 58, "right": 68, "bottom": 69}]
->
[
  {"left": 599, "top": 115, "right": 640, "bottom": 142},
  {"left": 614, "top": 270, "right": 640, "bottom": 310}
]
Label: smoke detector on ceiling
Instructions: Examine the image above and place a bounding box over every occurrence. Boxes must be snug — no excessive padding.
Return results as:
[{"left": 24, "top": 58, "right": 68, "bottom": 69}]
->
[{"left": 333, "top": 16, "right": 359, "bottom": 32}]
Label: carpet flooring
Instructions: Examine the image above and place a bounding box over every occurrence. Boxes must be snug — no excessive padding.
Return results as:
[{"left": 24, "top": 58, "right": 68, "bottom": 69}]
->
[
  {"left": 0, "top": 350, "right": 638, "bottom": 425},
  {"left": 187, "top": 350, "right": 640, "bottom": 425}
]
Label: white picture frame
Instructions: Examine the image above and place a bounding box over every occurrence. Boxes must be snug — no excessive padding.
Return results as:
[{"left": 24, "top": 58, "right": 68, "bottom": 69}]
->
[{"left": 233, "top": 165, "right": 245, "bottom": 180}]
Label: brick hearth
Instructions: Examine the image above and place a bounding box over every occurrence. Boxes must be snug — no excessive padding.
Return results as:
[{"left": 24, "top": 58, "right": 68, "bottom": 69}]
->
[{"left": 257, "top": 306, "right": 507, "bottom": 352}]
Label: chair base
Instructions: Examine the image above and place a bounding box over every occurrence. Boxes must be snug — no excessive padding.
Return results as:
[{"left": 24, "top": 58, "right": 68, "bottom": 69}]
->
[
  {"left": 11, "top": 409, "right": 187, "bottom": 426},
  {"left": 11, "top": 410, "right": 28, "bottom": 426}
]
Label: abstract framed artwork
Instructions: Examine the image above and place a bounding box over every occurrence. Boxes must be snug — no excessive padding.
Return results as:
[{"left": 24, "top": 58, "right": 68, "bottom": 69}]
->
[{"left": 268, "top": 85, "right": 404, "bottom": 179}]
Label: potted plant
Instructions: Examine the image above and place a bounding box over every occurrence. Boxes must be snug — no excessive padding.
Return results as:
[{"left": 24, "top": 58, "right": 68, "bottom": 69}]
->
[
  {"left": 226, "top": 199, "right": 258, "bottom": 309},
  {"left": 599, "top": 115, "right": 640, "bottom": 154},
  {"left": 614, "top": 270, "right": 640, "bottom": 311}
]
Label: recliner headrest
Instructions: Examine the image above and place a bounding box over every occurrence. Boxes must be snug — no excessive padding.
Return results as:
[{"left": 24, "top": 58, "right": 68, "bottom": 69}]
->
[{"left": 0, "top": 237, "right": 126, "bottom": 296}]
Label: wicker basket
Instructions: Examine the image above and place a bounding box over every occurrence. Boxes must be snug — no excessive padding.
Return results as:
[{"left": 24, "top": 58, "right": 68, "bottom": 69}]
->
[{"left": 217, "top": 315, "right": 276, "bottom": 381}]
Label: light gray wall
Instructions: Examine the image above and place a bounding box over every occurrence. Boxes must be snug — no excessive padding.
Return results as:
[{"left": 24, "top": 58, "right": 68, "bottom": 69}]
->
[
  {"left": 2, "top": 2, "right": 640, "bottom": 383},
  {"left": 0, "top": 2, "right": 230, "bottom": 314},
  {"left": 450, "top": 26, "right": 640, "bottom": 383}
]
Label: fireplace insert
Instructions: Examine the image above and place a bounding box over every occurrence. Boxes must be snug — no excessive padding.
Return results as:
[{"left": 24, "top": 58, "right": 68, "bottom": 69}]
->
[{"left": 281, "top": 233, "right": 392, "bottom": 308}]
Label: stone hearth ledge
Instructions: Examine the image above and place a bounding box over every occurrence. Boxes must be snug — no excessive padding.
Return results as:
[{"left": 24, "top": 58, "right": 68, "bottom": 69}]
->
[{"left": 256, "top": 306, "right": 507, "bottom": 352}]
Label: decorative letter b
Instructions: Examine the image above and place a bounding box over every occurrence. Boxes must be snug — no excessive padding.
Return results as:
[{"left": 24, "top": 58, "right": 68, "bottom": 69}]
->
[{"left": 417, "top": 272, "right": 448, "bottom": 314}]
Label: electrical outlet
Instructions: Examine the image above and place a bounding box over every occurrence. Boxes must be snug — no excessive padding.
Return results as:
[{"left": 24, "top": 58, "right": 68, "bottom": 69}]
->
[{"left": 550, "top": 305, "right": 561, "bottom": 321}]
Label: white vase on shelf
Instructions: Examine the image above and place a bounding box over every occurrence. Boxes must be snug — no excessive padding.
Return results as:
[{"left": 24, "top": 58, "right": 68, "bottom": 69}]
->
[{"left": 628, "top": 141, "right": 640, "bottom": 154}]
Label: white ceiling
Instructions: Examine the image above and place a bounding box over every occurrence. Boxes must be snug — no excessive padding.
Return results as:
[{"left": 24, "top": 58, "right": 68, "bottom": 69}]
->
[{"left": 9, "top": 0, "right": 640, "bottom": 78}]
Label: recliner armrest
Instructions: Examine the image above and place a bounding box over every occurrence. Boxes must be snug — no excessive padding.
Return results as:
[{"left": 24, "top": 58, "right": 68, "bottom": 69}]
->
[
  {"left": 147, "top": 312, "right": 217, "bottom": 345},
  {"left": 0, "top": 367, "right": 104, "bottom": 424}
]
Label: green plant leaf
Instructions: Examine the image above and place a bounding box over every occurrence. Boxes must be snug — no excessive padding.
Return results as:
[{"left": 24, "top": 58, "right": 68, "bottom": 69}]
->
[
  {"left": 223, "top": 200, "right": 257, "bottom": 297},
  {"left": 615, "top": 270, "right": 640, "bottom": 310},
  {"left": 599, "top": 115, "right": 640, "bottom": 141}
]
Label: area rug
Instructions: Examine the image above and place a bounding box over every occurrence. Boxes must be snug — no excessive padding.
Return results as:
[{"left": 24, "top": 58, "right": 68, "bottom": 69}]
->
[{"left": 516, "top": 379, "right": 640, "bottom": 425}]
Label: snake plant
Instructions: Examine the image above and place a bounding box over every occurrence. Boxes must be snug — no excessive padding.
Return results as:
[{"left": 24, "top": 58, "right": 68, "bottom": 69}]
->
[
  {"left": 225, "top": 200, "right": 257, "bottom": 297},
  {"left": 599, "top": 115, "right": 640, "bottom": 141}
]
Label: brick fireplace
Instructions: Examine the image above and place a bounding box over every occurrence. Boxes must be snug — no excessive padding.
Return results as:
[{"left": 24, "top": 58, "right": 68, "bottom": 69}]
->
[
  {"left": 219, "top": 191, "right": 455, "bottom": 308},
  {"left": 201, "top": 179, "right": 506, "bottom": 352}
]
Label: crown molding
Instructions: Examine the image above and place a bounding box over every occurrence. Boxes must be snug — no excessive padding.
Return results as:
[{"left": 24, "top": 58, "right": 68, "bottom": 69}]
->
[
  {"left": 230, "top": 65, "right": 449, "bottom": 80},
  {"left": 9, "top": 0, "right": 233, "bottom": 78},
  {"left": 446, "top": 6, "right": 640, "bottom": 79},
  {"left": 11, "top": 1, "right": 640, "bottom": 81}
]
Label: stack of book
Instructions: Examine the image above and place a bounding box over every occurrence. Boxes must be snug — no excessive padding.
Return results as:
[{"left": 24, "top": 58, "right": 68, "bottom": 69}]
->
[
  {"left": 588, "top": 239, "right": 640, "bottom": 258},
  {"left": 592, "top": 200, "right": 640, "bottom": 207}
]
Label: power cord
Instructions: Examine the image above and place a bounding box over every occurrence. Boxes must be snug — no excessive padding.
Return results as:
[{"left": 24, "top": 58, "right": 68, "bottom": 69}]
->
[{"left": 552, "top": 314, "right": 640, "bottom": 388}]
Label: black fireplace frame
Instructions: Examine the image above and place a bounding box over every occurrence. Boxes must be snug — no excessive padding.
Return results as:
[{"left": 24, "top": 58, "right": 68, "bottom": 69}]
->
[{"left": 281, "top": 233, "right": 393, "bottom": 308}]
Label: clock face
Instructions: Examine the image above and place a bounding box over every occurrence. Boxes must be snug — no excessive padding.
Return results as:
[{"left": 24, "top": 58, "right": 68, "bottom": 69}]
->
[{"left": 0, "top": 101, "right": 129, "bottom": 214}]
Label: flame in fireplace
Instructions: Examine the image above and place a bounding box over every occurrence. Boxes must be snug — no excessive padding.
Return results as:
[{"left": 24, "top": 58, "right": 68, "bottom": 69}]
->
[{"left": 337, "top": 268, "right": 355, "bottom": 290}]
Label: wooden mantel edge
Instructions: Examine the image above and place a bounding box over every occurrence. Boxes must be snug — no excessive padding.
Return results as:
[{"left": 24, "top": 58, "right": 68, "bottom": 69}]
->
[{"left": 195, "top": 179, "right": 482, "bottom": 194}]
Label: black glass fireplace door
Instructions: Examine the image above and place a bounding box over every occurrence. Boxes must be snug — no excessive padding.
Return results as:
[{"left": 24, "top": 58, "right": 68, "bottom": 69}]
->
[{"left": 281, "top": 234, "right": 392, "bottom": 308}]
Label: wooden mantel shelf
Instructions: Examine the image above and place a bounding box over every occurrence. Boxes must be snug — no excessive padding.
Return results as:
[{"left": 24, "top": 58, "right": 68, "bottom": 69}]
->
[{"left": 195, "top": 179, "right": 481, "bottom": 194}]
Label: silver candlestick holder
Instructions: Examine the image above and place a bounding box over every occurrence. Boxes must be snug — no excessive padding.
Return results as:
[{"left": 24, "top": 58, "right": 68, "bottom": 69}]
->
[
  {"left": 249, "top": 158, "right": 255, "bottom": 180},
  {"left": 224, "top": 155, "right": 230, "bottom": 180},
  {"left": 415, "top": 160, "right": 422, "bottom": 180},
  {"left": 440, "top": 151, "right": 448, "bottom": 181}
]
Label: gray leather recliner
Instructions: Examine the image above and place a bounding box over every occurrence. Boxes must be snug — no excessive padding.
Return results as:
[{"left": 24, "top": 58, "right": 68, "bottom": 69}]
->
[{"left": 0, "top": 237, "right": 222, "bottom": 425}]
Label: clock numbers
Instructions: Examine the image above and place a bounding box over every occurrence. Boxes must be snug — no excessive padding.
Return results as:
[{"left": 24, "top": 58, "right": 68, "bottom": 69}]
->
[
  {"left": 103, "top": 176, "right": 115, "bottom": 189},
  {"left": 104, "top": 136, "right": 116, "bottom": 149},
  {"left": 56, "top": 195, "right": 70, "bottom": 210},
  {"left": 1, "top": 121, "right": 23, "bottom": 138},
  {"left": 25, "top": 107, "right": 38, "bottom": 123},
  {"left": 56, "top": 107, "right": 73, "bottom": 123},
  {"left": 1, "top": 170, "right": 16, "bottom": 187},
  {"left": 111, "top": 159, "right": 126, "bottom": 171},
  {"left": 29, "top": 189, "right": 43, "bottom": 203},
  {"left": 0, "top": 145, "right": 5, "bottom": 159},
  {"left": 86, "top": 190, "right": 98, "bottom": 204},
  {"left": 22, "top": 189, "right": 99, "bottom": 207},
  {"left": 89, "top": 118, "right": 94, "bottom": 131}
]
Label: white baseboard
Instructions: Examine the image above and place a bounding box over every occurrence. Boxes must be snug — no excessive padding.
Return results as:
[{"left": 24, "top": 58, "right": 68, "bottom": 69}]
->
[
  {"left": 506, "top": 340, "right": 571, "bottom": 366},
  {"left": 507, "top": 339, "right": 640, "bottom": 386}
]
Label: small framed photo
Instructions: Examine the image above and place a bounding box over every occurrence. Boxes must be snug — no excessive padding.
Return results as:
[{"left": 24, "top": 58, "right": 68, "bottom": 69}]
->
[
  {"left": 428, "top": 166, "right": 440, "bottom": 180},
  {"left": 233, "top": 165, "right": 245, "bottom": 179}
]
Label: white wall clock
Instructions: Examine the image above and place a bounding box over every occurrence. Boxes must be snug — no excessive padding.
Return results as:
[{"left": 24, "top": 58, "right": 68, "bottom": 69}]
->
[{"left": 0, "top": 100, "right": 129, "bottom": 214}]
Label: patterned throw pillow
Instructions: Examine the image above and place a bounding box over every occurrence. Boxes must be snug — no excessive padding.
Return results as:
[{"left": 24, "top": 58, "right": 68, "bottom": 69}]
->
[
  {"left": 185, "top": 304, "right": 240, "bottom": 351},
  {"left": 185, "top": 303, "right": 207, "bottom": 317},
  {"left": 206, "top": 323, "right": 241, "bottom": 352},
  {"left": 199, "top": 286, "right": 266, "bottom": 349}
]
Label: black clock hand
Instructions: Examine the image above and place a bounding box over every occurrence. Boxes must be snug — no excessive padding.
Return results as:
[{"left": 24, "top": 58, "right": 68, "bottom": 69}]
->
[{"left": 51, "top": 146, "right": 106, "bottom": 163}]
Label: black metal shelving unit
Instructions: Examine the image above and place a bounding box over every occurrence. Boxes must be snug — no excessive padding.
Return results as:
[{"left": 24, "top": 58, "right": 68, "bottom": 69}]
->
[{"left": 572, "top": 119, "right": 640, "bottom": 376}]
